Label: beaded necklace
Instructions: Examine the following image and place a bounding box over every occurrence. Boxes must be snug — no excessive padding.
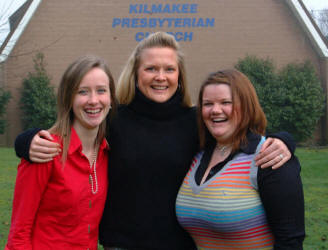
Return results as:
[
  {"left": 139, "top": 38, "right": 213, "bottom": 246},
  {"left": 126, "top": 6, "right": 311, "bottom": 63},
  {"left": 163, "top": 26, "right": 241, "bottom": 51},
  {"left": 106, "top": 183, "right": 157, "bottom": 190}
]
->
[{"left": 89, "top": 148, "right": 98, "bottom": 194}]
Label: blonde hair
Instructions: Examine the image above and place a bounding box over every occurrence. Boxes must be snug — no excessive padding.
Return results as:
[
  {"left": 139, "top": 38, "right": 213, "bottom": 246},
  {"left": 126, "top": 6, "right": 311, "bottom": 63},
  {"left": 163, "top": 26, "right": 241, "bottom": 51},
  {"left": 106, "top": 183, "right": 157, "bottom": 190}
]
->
[
  {"left": 49, "top": 55, "right": 116, "bottom": 162},
  {"left": 116, "top": 31, "right": 192, "bottom": 107}
]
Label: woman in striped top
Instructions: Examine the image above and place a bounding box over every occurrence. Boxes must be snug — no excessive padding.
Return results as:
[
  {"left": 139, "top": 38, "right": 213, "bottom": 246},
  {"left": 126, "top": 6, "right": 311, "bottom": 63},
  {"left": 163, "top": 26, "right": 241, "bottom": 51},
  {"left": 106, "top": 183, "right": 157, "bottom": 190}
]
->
[{"left": 176, "top": 69, "right": 305, "bottom": 249}]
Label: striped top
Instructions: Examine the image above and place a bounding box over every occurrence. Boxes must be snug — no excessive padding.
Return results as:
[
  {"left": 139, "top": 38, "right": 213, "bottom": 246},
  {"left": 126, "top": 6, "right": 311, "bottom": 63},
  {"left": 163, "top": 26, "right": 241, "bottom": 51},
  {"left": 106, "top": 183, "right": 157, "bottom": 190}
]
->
[{"left": 176, "top": 139, "right": 274, "bottom": 249}]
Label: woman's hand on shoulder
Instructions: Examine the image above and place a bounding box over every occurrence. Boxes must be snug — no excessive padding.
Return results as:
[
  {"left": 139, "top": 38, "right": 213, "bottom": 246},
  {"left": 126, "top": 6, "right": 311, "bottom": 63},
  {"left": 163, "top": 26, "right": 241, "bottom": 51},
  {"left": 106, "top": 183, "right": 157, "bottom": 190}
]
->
[
  {"left": 30, "top": 130, "right": 61, "bottom": 163},
  {"left": 255, "top": 138, "right": 291, "bottom": 169}
]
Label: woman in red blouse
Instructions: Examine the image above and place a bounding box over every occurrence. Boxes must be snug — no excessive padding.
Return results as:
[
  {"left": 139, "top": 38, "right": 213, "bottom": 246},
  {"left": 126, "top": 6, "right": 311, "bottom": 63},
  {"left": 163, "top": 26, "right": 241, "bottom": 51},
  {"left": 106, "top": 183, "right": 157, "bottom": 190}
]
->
[{"left": 5, "top": 55, "right": 116, "bottom": 250}]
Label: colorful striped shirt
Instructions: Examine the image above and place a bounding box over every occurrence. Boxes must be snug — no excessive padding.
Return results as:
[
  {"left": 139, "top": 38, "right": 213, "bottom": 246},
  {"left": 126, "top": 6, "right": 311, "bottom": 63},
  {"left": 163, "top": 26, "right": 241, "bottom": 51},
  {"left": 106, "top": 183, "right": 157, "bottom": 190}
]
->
[{"left": 176, "top": 139, "right": 274, "bottom": 249}]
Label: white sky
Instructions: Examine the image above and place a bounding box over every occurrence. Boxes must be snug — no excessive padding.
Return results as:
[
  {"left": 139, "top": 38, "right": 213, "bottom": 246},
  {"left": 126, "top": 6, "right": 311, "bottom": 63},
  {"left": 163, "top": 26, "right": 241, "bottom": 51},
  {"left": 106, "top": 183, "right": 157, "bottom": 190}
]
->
[
  {"left": 0, "top": 0, "right": 26, "bottom": 43},
  {"left": 0, "top": 0, "right": 26, "bottom": 21},
  {"left": 303, "top": 0, "right": 328, "bottom": 11}
]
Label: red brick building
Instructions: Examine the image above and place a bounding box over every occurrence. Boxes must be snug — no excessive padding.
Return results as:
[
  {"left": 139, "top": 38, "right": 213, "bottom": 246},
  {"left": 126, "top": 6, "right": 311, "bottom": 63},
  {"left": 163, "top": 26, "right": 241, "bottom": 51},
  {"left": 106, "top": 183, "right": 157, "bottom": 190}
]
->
[{"left": 0, "top": 0, "right": 327, "bottom": 146}]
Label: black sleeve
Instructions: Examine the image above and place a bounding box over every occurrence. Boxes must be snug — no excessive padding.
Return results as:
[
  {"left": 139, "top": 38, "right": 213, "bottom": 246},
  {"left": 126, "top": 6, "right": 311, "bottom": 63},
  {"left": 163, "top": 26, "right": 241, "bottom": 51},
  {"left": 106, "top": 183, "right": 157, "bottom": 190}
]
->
[
  {"left": 267, "top": 131, "right": 296, "bottom": 155},
  {"left": 258, "top": 156, "right": 305, "bottom": 249},
  {"left": 14, "top": 128, "right": 41, "bottom": 161}
]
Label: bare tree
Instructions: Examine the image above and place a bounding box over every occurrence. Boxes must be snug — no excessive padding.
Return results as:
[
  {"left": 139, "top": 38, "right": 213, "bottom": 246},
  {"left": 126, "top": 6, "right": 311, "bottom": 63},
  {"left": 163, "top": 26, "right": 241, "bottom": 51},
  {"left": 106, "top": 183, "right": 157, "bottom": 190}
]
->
[
  {"left": 317, "top": 8, "right": 328, "bottom": 37},
  {"left": 310, "top": 8, "right": 328, "bottom": 38}
]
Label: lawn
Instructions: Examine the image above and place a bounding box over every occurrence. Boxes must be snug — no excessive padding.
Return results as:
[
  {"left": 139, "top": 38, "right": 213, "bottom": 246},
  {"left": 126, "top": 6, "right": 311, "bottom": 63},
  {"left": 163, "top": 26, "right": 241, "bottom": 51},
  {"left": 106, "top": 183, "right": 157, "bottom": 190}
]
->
[
  {"left": 0, "top": 147, "right": 327, "bottom": 249},
  {"left": 297, "top": 147, "right": 328, "bottom": 249}
]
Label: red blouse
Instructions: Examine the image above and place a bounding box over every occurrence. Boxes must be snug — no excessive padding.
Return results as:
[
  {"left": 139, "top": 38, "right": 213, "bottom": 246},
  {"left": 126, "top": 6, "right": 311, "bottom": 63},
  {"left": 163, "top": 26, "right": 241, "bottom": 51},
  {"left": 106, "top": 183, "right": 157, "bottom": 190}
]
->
[{"left": 6, "top": 127, "right": 109, "bottom": 250}]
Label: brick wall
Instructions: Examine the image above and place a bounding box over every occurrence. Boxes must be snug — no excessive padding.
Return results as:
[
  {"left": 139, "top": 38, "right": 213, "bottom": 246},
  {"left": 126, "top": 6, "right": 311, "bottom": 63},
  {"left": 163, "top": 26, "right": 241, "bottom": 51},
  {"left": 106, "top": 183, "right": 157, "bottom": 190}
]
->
[{"left": 1, "top": 0, "right": 326, "bottom": 145}]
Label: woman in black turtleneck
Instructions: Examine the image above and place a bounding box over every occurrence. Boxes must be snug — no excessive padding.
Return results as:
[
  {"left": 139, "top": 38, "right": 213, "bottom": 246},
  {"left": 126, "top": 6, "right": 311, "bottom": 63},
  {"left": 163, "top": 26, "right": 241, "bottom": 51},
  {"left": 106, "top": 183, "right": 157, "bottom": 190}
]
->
[{"left": 14, "top": 32, "right": 294, "bottom": 250}]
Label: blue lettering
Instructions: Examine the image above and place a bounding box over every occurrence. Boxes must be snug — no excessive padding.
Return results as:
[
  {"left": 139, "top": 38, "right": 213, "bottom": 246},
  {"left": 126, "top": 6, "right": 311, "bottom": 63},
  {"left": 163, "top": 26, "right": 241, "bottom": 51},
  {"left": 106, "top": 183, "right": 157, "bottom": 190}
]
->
[
  {"left": 135, "top": 32, "right": 193, "bottom": 42},
  {"left": 206, "top": 18, "right": 215, "bottom": 27},
  {"left": 197, "top": 18, "right": 204, "bottom": 27},
  {"left": 170, "top": 32, "right": 193, "bottom": 41},
  {"left": 135, "top": 32, "right": 152, "bottom": 41},
  {"left": 175, "top": 18, "right": 183, "bottom": 28},
  {"left": 151, "top": 4, "right": 162, "bottom": 13},
  {"left": 129, "top": 4, "right": 137, "bottom": 14},
  {"left": 184, "top": 32, "right": 193, "bottom": 41},
  {"left": 143, "top": 4, "right": 151, "bottom": 14},
  {"left": 149, "top": 18, "right": 156, "bottom": 28},
  {"left": 135, "top": 32, "right": 145, "bottom": 42},
  {"left": 175, "top": 32, "right": 183, "bottom": 41},
  {"left": 112, "top": 18, "right": 121, "bottom": 28},
  {"left": 183, "top": 18, "right": 191, "bottom": 27},
  {"left": 192, "top": 18, "right": 197, "bottom": 27},
  {"left": 158, "top": 18, "right": 166, "bottom": 27},
  {"left": 166, "top": 18, "right": 174, "bottom": 28},
  {"left": 190, "top": 4, "right": 197, "bottom": 13},
  {"left": 129, "top": 4, "right": 199, "bottom": 14},
  {"left": 140, "top": 18, "right": 147, "bottom": 28},
  {"left": 131, "top": 18, "right": 138, "bottom": 28},
  {"left": 122, "top": 18, "right": 130, "bottom": 28},
  {"left": 181, "top": 4, "right": 188, "bottom": 13},
  {"left": 172, "top": 4, "right": 181, "bottom": 13},
  {"left": 163, "top": 4, "right": 171, "bottom": 13}
]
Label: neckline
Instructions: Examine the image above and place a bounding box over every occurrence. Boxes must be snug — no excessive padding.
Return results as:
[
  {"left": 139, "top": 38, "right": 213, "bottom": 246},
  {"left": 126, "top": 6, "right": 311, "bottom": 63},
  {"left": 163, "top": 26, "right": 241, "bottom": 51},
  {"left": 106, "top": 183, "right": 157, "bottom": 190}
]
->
[
  {"left": 189, "top": 151, "right": 230, "bottom": 194},
  {"left": 195, "top": 144, "right": 236, "bottom": 185},
  {"left": 129, "top": 88, "right": 187, "bottom": 120}
]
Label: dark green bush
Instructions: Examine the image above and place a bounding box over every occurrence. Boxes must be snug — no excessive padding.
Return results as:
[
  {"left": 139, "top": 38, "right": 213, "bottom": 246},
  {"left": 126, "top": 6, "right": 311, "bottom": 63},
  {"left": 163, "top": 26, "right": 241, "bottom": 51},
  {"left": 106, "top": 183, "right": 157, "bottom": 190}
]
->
[
  {"left": 276, "top": 62, "right": 325, "bottom": 142},
  {"left": 0, "top": 88, "right": 11, "bottom": 134},
  {"left": 236, "top": 55, "right": 325, "bottom": 142},
  {"left": 20, "top": 52, "right": 56, "bottom": 130},
  {"left": 235, "top": 55, "right": 281, "bottom": 131}
]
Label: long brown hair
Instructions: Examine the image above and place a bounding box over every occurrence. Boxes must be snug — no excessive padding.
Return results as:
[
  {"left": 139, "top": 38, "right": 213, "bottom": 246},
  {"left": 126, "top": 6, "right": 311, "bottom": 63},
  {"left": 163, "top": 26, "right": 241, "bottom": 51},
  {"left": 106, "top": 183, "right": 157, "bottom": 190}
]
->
[
  {"left": 197, "top": 69, "right": 267, "bottom": 151},
  {"left": 49, "top": 55, "right": 116, "bottom": 161}
]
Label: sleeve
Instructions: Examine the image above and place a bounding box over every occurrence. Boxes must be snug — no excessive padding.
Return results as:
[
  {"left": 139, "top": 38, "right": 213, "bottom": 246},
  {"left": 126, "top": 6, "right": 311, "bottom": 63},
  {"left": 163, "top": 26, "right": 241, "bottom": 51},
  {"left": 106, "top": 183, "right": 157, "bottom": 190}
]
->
[
  {"left": 258, "top": 156, "right": 305, "bottom": 249},
  {"left": 6, "top": 159, "right": 53, "bottom": 250},
  {"left": 266, "top": 131, "right": 296, "bottom": 155},
  {"left": 14, "top": 128, "right": 41, "bottom": 161}
]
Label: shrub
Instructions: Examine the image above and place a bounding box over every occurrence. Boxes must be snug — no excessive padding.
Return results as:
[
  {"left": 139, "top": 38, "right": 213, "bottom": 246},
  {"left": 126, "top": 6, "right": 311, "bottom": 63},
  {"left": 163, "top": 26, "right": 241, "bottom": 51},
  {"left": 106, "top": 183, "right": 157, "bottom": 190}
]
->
[
  {"left": 0, "top": 88, "right": 11, "bottom": 134},
  {"left": 235, "top": 55, "right": 281, "bottom": 132},
  {"left": 236, "top": 55, "right": 325, "bottom": 142},
  {"left": 276, "top": 62, "right": 325, "bottom": 142},
  {"left": 20, "top": 52, "right": 56, "bottom": 130}
]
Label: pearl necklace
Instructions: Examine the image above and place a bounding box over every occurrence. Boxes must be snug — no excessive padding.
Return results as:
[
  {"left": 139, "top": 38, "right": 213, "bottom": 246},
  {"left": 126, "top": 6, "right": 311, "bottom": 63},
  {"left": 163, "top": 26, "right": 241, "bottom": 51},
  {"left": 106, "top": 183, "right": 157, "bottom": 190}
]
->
[{"left": 89, "top": 149, "right": 98, "bottom": 195}]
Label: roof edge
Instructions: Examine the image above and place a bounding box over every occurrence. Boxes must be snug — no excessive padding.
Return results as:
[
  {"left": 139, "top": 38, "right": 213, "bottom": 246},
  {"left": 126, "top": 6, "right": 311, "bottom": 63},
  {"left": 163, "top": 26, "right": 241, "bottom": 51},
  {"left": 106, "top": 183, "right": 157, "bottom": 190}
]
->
[
  {"left": 1, "top": 0, "right": 327, "bottom": 61},
  {"left": 0, "top": 0, "right": 43, "bottom": 63},
  {"left": 285, "top": 0, "right": 328, "bottom": 58}
]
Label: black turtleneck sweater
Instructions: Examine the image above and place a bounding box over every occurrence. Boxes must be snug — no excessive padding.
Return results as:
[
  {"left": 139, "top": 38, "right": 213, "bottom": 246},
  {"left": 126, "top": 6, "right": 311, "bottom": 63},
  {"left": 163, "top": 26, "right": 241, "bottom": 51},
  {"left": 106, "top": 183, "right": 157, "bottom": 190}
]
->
[{"left": 99, "top": 90, "right": 199, "bottom": 249}]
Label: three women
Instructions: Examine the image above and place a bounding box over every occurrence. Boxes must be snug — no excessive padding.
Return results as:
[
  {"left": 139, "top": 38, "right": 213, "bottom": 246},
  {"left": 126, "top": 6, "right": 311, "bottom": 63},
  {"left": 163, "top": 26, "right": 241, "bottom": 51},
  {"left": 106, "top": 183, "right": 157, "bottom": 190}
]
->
[{"left": 13, "top": 32, "right": 295, "bottom": 249}]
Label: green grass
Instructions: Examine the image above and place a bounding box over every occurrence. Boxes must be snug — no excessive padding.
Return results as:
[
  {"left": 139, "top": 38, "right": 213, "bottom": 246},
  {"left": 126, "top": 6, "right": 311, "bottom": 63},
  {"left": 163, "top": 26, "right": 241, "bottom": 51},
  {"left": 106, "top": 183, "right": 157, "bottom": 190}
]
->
[
  {"left": 0, "top": 148, "right": 19, "bottom": 248},
  {"left": 296, "top": 148, "right": 328, "bottom": 249},
  {"left": 0, "top": 147, "right": 327, "bottom": 249}
]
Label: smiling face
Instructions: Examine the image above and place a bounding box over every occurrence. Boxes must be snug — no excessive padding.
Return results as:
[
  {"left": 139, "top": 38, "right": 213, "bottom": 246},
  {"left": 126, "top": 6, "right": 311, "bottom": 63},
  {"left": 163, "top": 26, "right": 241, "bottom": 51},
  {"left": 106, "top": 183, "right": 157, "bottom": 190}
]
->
[
  {"left": 72, "top": 67, "right": 111, "bottom": 131},
  {"left": 202, "top": 84, "right": 239, "bottom": 144},
  {"left": 137, "top": 47, "right": 179, "bottom": 103}
]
